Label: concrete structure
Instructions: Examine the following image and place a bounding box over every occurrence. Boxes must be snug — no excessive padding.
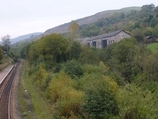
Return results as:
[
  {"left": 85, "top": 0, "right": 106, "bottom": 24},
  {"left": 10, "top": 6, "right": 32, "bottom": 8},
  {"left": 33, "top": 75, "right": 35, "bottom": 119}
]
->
[
  {"left": 0, "top": 65, "right": 14, "bottom": 84},
  {"left": 78, "top": 30, "right": 131, "bottom": 48}
]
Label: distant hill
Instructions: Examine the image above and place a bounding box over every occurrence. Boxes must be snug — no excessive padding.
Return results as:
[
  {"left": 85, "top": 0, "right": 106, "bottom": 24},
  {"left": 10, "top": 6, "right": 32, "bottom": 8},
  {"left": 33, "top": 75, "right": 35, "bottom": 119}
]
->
[
  {"left": 11, "top": 32, "right": 42, "bottom": 44},
  {"left": 44, "top": 7, "right": 141, "bottom": 35},
  {"left": 12, "top": 6, "right": 141, "bottom": 44}
]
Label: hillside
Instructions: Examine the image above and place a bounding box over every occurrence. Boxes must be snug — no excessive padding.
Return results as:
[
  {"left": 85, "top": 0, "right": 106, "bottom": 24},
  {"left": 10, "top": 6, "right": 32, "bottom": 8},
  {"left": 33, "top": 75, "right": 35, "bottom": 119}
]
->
[
  {"left": 12, "top": 7, "right": 141, "bottom": 44},
  {"left": 44, "top": 7, "right": 141, "bottom": 35},
  {"left": 11, "top": 32, "right": 42, "bottom": 44}
]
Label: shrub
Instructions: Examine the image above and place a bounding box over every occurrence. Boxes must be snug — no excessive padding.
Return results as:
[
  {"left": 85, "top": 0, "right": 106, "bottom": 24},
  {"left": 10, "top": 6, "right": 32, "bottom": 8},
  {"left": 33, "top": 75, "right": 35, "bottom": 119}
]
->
[
  {"left": 46, "top": 71, "right": 76, "bottom": 103},
  {"left": 55, "top": 87, "right": 84, "bottom": 118},
  {"left": 117, "top": 84, "right": 158, "bottom": 119},
  {"left": 82, "top": 61, "right": 109, "bottom": 75},
  {"left": 33, "top": 63, "right": 48, "bottom": 90},
  {"left": 46, "top": 71, "right": 84, "bottom": 118},
  {"left": 64, "top": 60, "right": 83, "bottom": 79},
  {"left": 83, "top": 77, "right": 119, "bottom": 119}
]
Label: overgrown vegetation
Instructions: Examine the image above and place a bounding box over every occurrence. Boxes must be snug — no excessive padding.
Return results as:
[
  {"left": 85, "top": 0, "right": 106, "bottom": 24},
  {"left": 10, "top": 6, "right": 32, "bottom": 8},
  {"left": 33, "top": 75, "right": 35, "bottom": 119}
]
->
[
  {"left": 0, "top": 55, "right": 13, "bottom": 70},
  {"left": 16, "top": 3, "right": 158, "bottom": 119},
  {"left": 18, "top": 30, "right": 158, "bottom": 118},
  {"left": 0, "top": 34, "right": 18, "bottom": 67},
  {"left": 18, "top": 61, "right": 53, "bottom": 119}
]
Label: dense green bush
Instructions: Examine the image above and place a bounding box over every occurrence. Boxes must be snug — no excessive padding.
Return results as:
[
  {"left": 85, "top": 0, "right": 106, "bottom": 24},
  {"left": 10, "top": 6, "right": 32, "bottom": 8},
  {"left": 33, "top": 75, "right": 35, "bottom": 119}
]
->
[
  {"left": 27, "top": 34, "right": 70, "bottom": 65},
  {"left": 46, "top": 71, "right": 84, "bottom": 118},
  {"left": 82, "top": 61, "right": 109, "bottom": 75},
  {"left": 143, "top": 53, "right": 158, "bottom": 81},
  {"left": 33, "top": 63, "right": 48, "bottom": 90},
  {"left": 64, "top": 60, "right": 83, "bottom": 79},
  {"left": 79, "top": 47, "right": 100, "bottom": 65},
  {"left": 21, "top": 28, "right": 158, "bottom": 118},
  {"left": 83, "top": 77, "right": 119, "bottom": 119},
  {"left": 69, "top": 41, "right": 82, "bottom": 60},
  {"left": 117, "top": 84, "right": 158, "bottom": 119}
]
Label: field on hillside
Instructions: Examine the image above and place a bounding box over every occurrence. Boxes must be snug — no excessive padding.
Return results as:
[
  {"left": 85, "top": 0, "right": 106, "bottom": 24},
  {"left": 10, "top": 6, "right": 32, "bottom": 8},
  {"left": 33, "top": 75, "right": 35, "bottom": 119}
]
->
[{"left": 147, "top": 43, "right": 158, "bottom": 53}]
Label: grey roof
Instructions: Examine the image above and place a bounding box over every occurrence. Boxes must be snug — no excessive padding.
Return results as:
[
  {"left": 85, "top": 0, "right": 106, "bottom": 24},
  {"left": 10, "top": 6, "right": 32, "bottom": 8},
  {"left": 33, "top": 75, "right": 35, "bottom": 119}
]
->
[
  {"left": 87, "top": 30, "right": 128, "bottom": 41},
  {"left": 77, "top": 37, "right": 90, "bottom": 42},
  {"left": 77, "top": 37, "right": 91, "bottom": 44},
  {"left": 144, "top": 36, "right": 153, "bottom": 39}
]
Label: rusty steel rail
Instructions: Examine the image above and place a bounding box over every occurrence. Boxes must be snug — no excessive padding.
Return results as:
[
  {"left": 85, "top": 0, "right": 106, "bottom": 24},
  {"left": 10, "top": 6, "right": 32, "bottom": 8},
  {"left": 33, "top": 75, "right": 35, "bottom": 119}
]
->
[{"left": 0, "top": 61, "right": 21, "bottom": 119}]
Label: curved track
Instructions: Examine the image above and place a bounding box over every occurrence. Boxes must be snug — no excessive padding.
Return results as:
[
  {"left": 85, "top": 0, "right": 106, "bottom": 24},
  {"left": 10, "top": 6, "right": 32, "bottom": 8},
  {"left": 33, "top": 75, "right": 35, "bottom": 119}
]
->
[{"left": 0, "top": 61, "right": 20, "bottom": 119}]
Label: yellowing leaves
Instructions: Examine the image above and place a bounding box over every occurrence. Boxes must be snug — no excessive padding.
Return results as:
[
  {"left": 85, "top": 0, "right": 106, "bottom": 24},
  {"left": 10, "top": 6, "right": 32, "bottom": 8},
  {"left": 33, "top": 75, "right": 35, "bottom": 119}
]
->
[
  {"left": 68, "top": 21, "right": 79, "bottom": 40},
  {"left": 103, "top": 76, "right": 118, "bottom": 93},
  {"left": 46, "top": 71, "right": 75, "bottom": 102},
  {"left": 33, "top": 64, "right": 48, "bottom": 89},
  {"left": 46, "top": 71, "right": 84, "bottom": 118},
  {"left": 116, "top": 84, "right": 157, "bottom": 118}
]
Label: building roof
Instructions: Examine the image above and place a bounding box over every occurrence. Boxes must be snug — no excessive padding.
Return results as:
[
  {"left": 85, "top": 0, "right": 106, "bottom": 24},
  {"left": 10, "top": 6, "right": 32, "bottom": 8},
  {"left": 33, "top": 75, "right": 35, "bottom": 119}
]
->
[
  {"left": 87, "top": 30, "right": 129, "bottom": 41},
  {"left": 144, "top": 36, "right": 153, "bottom": 39}
]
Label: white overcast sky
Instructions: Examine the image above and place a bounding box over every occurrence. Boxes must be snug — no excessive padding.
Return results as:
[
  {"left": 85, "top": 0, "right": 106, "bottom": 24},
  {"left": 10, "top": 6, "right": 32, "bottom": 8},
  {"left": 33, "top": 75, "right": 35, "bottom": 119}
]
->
[{"left": 0, "top": 0, "right": 158, "bottom": 38}]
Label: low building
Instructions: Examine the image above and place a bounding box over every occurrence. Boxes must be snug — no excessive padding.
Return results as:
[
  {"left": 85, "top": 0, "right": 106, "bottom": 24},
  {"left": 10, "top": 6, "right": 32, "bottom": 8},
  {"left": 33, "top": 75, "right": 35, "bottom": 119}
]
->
[
  {"left": 144, "top": 36, "right": 154, "bottom": 43},
  {"left": 80, "top": 30, "right": 131, "bottom": 48}
]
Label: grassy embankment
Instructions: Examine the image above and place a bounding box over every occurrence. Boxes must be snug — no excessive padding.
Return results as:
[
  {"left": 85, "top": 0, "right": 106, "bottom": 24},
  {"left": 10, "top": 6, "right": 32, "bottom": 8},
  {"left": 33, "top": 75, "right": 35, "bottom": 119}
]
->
[
  {"left": 147, "top": 43, "right": 158, "bottom": 53},
  {"left": 17, "top": 61, "right": 53, "bottom": 119},
  {"left": 0, "top": 56, "right": 13, "bottom": 70}
]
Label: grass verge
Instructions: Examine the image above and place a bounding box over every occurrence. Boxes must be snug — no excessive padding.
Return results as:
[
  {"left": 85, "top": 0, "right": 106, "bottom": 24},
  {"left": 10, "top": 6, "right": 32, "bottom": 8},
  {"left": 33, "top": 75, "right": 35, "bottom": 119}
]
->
[
  {"left": 147, "top": 43, "right": 158, "bottom": 53},
  {"left": 17, "top": 61, "right": 53, "bottom": 119}
]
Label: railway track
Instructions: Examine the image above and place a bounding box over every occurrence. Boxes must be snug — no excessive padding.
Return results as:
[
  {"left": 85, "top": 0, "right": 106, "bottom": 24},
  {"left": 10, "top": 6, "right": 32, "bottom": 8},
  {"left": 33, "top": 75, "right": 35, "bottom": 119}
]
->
[{"left": 0, "top": 61, "right": 21, "bottom": 119}]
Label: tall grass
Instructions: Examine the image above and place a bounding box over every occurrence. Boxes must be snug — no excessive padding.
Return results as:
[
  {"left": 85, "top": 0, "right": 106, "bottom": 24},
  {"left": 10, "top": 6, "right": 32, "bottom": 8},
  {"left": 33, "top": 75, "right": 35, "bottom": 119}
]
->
[{"left": 17, "top": 61, "right": 53, "bottom": 119}]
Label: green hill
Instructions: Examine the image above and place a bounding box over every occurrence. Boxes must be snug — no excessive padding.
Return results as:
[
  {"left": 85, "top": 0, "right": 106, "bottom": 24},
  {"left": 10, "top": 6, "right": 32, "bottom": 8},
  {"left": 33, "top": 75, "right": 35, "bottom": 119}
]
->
[{"left": 44, "top": 6, "right": 141, "bottom": 35}]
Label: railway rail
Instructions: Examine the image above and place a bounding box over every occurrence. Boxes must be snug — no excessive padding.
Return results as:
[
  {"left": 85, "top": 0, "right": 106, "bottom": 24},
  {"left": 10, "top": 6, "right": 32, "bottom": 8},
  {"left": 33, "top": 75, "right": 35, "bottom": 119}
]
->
[{"left": 0, "top": 61, "right": 21, "bottom": 119}]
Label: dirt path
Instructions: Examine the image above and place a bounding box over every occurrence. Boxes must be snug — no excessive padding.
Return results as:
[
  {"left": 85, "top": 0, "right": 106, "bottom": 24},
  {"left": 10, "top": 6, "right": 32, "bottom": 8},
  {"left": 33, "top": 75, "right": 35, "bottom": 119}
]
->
[{"left": 24, "top": 89, "right": 34, "bottom": 118}]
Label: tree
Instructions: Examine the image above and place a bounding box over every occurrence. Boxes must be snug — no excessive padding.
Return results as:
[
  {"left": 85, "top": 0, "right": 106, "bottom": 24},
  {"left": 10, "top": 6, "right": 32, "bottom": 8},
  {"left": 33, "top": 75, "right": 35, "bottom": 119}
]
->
[
  {"left": 143, "top": 53, "right": 158, "bottom": 81},
  {"left": 68, "top": 21, "right": 79, "bottom": 40},
  {"left": 64, "top": 60, "right": 83, "bottom": 79},
  {"left": 27, "top": 34, "right": 70, "bottom": 65},
  {"left": 149, "top": 17, "right": 158, "bottom": 27},
  {"left": 103, "top": 38, "right": 147, "bottom": 83},
  {"left": 117, "top": 84, "right": 158, "bottom": 119},
  {"left": 79, "top": 47, "right": 99, "bottom": 65},
  {"left": 33, "top": 64, "right": 48, "bottom": 90},
  {"left": 46, "top": 71, "right": 84, "bottom": 118},
  {"left": 143, "top": 27, "right": 153, "bottom": 36},
  {"left": 83, "top": 77, "right": 119, "bottom": 119},
  {"left": 80, "top": 24, "right": 100, "bottom": 37},
  {"left": 1, "top": 35, "right": 11, "bottom": 53},
  {"left": 153, "top": 24, "right": 158, "bottom": 38},
  {"left": 69, "top": 41, "right": 82, "bottom": 60},
  {"left": 131, "top": 28, "right": 144, "bottom": 42}
]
